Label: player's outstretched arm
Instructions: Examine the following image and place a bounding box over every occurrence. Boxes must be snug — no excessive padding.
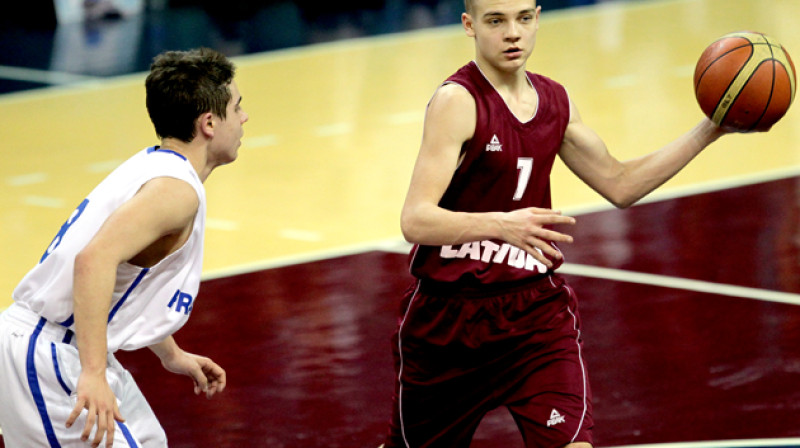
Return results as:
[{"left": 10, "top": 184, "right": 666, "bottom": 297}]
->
[
  {"left": 559, "top": 98, "right": 727, "bottom": 209},
  {"left": 400, "top": 84, "right": 575, "bottom": 266},
  {"left": 149, "top": 336, "right": 227, "bottom": 399}
]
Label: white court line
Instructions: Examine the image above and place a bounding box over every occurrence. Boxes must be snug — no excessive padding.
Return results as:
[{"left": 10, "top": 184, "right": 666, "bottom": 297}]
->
[
  {"left": 559, "top": 263, "right": 800, "bottom": 305},
  {"left": 604, "top": 438, "right": 800, "bottom": 448},
  {"left": 202, "top": 237, "right": 800, "bottom": 307},
  {"left": 243, "top": 134, "right": 279, "bottom": 148},
  {"left": 280, "top": 229, "right": 323, "bottom": 242},
  {"left": 6, "top": 173, "right": 48, "bottom": 186},
  {"left": 22, "top": 196, "right": 66, "bottom": 209},
  {"left": 201, "top": 238, "right": 409, "bottom": 281},
  {"left": 315, "top": 122, "right": 353, "bottom": 137},
  {"left": 560, "top": 165, "right": 800, "bottom": 217}
]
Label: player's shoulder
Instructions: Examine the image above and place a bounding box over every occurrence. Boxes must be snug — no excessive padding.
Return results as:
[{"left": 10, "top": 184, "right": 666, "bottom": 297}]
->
[
  {"left": 527, "top": 70, "right": 566, "bottom": 90},
  {"left": 429, "top": 81, "right": 476, "bottom": 111}
]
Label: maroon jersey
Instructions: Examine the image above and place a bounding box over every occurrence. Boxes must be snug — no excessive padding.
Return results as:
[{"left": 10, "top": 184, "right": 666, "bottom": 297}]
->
[{"left": 409, "top": 61, "right": 571, "bottom": 286}]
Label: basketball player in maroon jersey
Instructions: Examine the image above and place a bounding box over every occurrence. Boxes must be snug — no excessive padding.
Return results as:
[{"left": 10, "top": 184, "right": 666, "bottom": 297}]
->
[{"left": 383, "top": 0, "right": 733, "bottom": 447}]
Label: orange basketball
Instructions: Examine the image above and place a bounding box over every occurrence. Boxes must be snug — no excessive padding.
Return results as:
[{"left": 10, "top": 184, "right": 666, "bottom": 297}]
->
[{"left": 694, "top": 31, "right": 796, "bottom": 132}]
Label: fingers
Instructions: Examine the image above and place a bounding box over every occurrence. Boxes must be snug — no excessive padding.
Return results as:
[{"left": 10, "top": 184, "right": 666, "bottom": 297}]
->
[
  {"left": 521, "top": 239, "right": 561, "bottom": 268},
  {"left": 66, "top": 396, "right": 125, "bottom": 447},
  {"left": 193, "top": 374, "right": 207, "bottom": 396},
  {"left": 189, "top": 357, "right": 227, "bottom": 399},
  {"left": 66, "top": 397, "right": 85, "bottom": 428},
  {"left": 200, "top": 361, "right": 227, "bottom": 398},
  {"left": 537, "top": 227, "right": 574, "bottom": 244},
  {"left": 82, "top": 402, "right": 96, "bottom": 444},
  {"left": 81, "top": 403, "right": 110, "bottom": 448},
  {"left": 519, "top": 210, "right": 575, "bottom": 245},
  {"left": 93, "top": 408, "right": 108, "bottom": 448},
  {"left": 527, "top": 207, "right": 577, "bottom": 226}
]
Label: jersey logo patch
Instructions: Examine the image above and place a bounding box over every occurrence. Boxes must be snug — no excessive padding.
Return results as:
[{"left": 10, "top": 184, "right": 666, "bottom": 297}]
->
[
  {"left": 168, "top": 289, "right": 194, "bottom": 315},
  {"left": 547, "top": 408, "right": 566, "bottom": 427},
  {"left": 486, "top": 134, "right": 503, "bottom": 152}
]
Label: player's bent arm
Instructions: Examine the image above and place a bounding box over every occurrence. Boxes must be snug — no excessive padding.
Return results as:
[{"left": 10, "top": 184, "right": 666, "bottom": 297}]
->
[
  {"left": 400, "top": 83, "right": 487, "bottom": 245},
  {"left": 69, "top": 177, "right": 199, "bottom": 443},
  {"left": 559, "top": 98, "right": 726, "bottom": 209},
  {"left": 73, "top": 177, "right": 199, "bottom": 370}
]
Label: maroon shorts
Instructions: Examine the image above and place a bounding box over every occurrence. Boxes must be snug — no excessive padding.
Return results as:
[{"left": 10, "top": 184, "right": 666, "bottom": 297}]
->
[{"left": 384, "top": 274, "right": 593, "bottom": 448}]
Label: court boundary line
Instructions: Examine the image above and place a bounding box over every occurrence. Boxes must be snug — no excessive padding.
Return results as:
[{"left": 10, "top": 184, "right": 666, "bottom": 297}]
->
[
  {"left": 201, "top": 238, "right": 411, "bottom": 281},
  {"left": 558, "top": 263, "right": 800, "bottom": 306},
  {"left": 603, "top": 438, "right": 800, "bottom": 448},
  {"left": 200, "top": 167, "right": 800, "bottom": 307},
  {"left": 201, "top": 237, "right": 800, "bottom": 307},
  {"left": 558, "top": 165, "right": 800, "bottom": 216}
]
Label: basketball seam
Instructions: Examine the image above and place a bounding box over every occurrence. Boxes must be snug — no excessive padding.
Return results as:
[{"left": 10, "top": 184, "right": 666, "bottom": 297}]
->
[
  {"left": 749, "top": 59, "right": 777, "bottom": 131},
  {"left": 714, "top": 40, "right": 778, "bottom": 128},
  {"left": 695, "top": 43, "right": 751, "bottom": 90},
  {"left": 710, "top": 41, "right": 754, "bottom": 125}
]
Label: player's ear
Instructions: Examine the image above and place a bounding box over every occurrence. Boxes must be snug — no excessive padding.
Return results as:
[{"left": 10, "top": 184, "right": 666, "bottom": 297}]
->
[
  {"left": 462, "top": 12, "right": 475, "bottom": 37},
  {"left": 198, "top": 112, "right": 215, "bottom": 138}
]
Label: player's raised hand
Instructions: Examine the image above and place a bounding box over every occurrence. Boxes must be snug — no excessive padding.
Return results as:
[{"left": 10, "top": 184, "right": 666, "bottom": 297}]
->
[
  {"left": 498, "top": 207, "right": 576, "bottom": 267},
  {"left": 66, "top": 371, "right": 124, "bottom": 448}
]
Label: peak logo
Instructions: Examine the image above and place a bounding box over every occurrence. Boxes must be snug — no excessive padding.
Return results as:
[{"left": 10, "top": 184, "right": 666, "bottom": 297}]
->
[{"left": 486, "top": 135, "right": 503, "bottom": 152}]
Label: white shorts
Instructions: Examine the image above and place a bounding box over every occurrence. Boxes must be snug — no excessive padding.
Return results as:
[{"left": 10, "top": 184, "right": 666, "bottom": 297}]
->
[{"left": 0, "top": 303, "right": 168, "bottom": 447}]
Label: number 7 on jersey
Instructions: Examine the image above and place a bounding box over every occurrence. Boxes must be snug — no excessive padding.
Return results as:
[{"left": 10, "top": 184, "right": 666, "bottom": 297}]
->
[{"left": 514, "top": 157, "right": 533, "bottom": 201}]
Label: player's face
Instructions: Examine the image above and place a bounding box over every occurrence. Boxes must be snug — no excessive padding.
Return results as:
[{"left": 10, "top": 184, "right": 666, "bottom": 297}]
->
[
  {"left": 463, "top": 0, "right": 541, "bottom": 73},
  {"left": 209, "top": 81, "right": 248, "bottom": 166}
]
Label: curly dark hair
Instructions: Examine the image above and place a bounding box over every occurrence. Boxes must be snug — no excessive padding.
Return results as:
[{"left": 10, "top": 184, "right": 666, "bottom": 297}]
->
[{"left": 145, "top": 48, "right": 236, "bottom": 142}]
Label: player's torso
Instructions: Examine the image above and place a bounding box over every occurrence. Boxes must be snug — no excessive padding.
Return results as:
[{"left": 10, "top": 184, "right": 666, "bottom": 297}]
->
[
  {"left": 12, "top": 147, "right": 206, "bottom": 352},
  {"left": 410, "top": 61, "right": 571, "bottom": 286}
]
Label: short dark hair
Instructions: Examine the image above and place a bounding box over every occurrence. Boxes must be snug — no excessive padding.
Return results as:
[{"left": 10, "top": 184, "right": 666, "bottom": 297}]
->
[
  {"left": 145, "top": 48, "right": 235, "bottom": 142},
  {"left": 465, "top": 0, "right": 537, "bottom": 14}
]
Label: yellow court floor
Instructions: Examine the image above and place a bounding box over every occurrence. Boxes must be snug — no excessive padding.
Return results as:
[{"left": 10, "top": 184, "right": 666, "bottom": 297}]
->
[{"left": 1, "top": 0, "right": 799, "bottom": 309}]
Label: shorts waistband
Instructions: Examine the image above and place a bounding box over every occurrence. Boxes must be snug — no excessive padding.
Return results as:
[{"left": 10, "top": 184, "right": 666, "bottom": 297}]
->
[
  {"left": 3, "top": 302, "right": 76, "bottom": 345},
  {"left": 417, "top": 273, "right": 565, "bottom": 299}
]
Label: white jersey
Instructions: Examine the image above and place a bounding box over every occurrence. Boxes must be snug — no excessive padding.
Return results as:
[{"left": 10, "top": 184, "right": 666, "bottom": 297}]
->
[{"left": 12, "top": 146, "right": 206, "bottom": 353}]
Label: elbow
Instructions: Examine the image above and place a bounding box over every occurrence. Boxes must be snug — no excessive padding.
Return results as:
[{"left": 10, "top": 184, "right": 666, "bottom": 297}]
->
[
  {"left": 73, "top": 249, "right": 92, "bottom": 276},
  {"left": 400, "top": 212, "right": 419, "bottom": 244},
  {"left": 73, "top": 244, "right": 111, "bottom": 281},
  {"left": 604, "top": 192, "right": 637, "bottom": 210},
  {"left": 611, "top": 198, "right": 636, "bottom": 209},
  {"left": 400, "top": 206, "right": 430, "bottom": 244},
  {"left": 600, "top": 182, "right": 640, "bottom": 209}
]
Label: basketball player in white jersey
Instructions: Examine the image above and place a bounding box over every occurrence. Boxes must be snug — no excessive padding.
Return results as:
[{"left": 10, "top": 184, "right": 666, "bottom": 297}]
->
[{"left": 0, "top": 48, "right": 248, "bottom": 447}]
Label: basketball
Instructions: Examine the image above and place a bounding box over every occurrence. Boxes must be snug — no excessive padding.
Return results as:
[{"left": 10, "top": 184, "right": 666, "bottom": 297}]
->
[{"left": 694, "top": 31, "right": 796, "bottom": 132}]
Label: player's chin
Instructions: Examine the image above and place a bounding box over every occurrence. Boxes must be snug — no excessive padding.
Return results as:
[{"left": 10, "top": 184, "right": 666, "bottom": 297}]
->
[
  {"left": 500, "top": 54, "right": 525, "bottom": 67},
  {"left": 221, "top": 146, "right": 240, "bottom": 165},
  {"left": 498, "top": 59, "right": 525, "bottom": 73}
]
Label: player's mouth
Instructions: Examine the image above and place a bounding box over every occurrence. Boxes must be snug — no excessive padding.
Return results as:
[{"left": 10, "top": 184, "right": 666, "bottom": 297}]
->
[{"left": 504, "top": 47, "right": 523, "bottom": 58}]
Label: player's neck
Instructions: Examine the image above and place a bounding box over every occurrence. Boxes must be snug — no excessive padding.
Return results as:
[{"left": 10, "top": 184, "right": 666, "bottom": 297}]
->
[
  {"left": 474, "top": 58, "right": 530, "bottom": 94},
  {"left": 159, "top": 138, "right": 210, "bottom": 182},
  {"left": 475, "top": 59, "right": 532, "bottom": 100}
]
